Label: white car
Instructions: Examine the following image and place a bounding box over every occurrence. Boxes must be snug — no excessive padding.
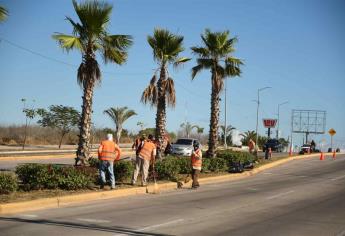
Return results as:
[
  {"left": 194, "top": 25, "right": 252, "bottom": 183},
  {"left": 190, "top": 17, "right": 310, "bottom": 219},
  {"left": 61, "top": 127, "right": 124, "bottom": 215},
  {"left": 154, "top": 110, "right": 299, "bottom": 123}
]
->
[{"left": 171, "top": 138, "right": 199, "bottom": 156}]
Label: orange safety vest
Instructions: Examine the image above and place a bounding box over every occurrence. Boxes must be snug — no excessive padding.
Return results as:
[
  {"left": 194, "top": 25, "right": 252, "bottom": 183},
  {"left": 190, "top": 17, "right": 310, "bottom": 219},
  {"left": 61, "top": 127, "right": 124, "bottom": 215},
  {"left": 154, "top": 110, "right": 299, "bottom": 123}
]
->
[
  {"left": 98, "top": 140, "right": 119, "bottom": 161},
  {"left": 191, "top": 149, "right": 202, "bottom": 168},
  {"left": 139, "top": 141, "right": 156, "bottom": 161}
]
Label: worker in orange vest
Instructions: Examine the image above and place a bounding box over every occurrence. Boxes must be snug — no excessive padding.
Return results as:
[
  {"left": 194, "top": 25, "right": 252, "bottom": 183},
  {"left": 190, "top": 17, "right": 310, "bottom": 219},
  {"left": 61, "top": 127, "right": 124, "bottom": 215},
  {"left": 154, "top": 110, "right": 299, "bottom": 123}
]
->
[
  {"left": 191, "top": 141, "right": 202, "bottom": 189},
  {"left": 132, "top": 134, "right": 145, "bottom": 156},
  {"left": 132, "top": 134, "right": 156, "bottom": 186},
  {"left": 248, "top": 139, "right": 256, "bottom": 154},
  {"left": 98, "top": 134, "right": 121, "bottom": 189}
]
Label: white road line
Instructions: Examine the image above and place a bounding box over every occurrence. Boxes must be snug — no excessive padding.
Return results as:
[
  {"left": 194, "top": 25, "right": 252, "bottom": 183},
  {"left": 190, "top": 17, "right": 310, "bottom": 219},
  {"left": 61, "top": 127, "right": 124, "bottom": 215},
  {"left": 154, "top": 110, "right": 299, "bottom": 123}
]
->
[
  {"left": 266, "top": 190, "right": 294, "bottom": 200},
  {"left": 331, "top": 175, "right": 345, "bottom": 181},
  {"left": 248, "top": 188, "right": 258, "bottom": 191},
  {"left": 263, "top": 172, "right": 273, "bottom": 175},
  {"left": 19, "top": 214, "right": 38, "bottom": 218},
  {"left": 76, "top": 218, "right": 110, "bottom": 223},
  {"left": 138, "top": 218, "right": 184, "bottom": 232}
]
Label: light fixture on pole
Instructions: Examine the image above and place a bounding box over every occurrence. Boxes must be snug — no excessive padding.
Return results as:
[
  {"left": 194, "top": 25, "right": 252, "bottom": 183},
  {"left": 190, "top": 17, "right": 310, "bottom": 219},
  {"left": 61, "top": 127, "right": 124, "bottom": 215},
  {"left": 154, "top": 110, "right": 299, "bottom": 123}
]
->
[
  {"left": 277, "top": 101, "right": 289, "bottom": 139},
  {"left": 255, "top": 86, "right": 271, "bottom": 152}
]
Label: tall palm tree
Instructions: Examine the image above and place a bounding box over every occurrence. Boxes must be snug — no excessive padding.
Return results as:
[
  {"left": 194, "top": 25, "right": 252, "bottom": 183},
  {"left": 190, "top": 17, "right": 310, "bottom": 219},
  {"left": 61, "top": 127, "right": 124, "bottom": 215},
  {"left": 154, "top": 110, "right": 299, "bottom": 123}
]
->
[
  {"left": 104, "top": 107, "right": 137, "bottom": 144},
  {"left": 52, "top": 0, "right": 132, "bottom": 164},
  {"left": 0, "top": 5, "right": 8, "bottom": 22},
  {"left": 141, "top": 28, "right": 190, "bottom": 145},
  {"left": 191, "top": 29, "right": 243, "bottom": 157}
]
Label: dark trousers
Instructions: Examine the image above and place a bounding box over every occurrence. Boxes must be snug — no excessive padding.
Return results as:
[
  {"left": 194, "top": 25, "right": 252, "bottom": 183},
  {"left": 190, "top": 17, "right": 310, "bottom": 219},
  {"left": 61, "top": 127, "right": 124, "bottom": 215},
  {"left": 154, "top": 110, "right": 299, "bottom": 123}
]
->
[{"left": 192, "top": 169, "right": 200, "bottom": 188}]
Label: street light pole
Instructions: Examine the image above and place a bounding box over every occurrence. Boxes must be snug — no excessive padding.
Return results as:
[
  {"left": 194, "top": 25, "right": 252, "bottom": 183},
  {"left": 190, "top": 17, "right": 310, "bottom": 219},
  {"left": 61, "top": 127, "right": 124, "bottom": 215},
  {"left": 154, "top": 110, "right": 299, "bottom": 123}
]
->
[
  {"left": 224, "top": 79, "right": 228, "bottom": 149},
  {"left": 277, "top": 101, "right": 289, "bottom": 139},
  {"left": 255, "top": 87, "right": 271, "bottom": 152}
]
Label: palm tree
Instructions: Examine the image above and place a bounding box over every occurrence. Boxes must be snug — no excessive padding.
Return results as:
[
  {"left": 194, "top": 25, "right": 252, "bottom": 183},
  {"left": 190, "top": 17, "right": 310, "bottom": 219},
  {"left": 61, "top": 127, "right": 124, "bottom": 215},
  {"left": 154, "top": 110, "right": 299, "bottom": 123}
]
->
[
  {"left": 240, "top": 130, "right": 257, "bottom": 145},
  {"left": 191, "top": 29, "right": 243, "bottom": 157},
  {"left": 104, "top": 107, "right": 137, "bottom": 144},
  {"left": 141, "top": 28, "right": 190, "bottom": 145},
  {"left": 0, "top": 5, "right": 8, "bottom": 22},
  {"left": 219, "top": 125, "right": 235, "bottom": 145},
  {"left": 52, "top": 0, "right": 132, "bottom": 164},
  {"left": 180, "top": 122, "right": 199, "bottom": 138}
]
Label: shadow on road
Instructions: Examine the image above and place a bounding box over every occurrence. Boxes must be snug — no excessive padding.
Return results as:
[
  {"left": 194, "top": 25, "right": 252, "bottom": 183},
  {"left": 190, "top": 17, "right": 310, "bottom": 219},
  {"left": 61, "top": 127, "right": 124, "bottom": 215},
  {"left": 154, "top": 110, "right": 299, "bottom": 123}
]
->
[{"left": 0, "top": 217, "right": 172, "bottom": 236}]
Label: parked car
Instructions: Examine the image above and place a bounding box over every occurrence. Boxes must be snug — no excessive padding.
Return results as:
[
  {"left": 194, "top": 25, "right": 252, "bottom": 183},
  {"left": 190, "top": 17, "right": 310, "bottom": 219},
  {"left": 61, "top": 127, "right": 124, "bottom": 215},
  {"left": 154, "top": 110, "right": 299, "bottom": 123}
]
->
[
  {"left": 262, "top": 139, "right": 283, "bottom": 152},
  {"left": 171, "top": 138, "right": 199, "bottom": 156},
  {"left": 299, "top": 144, "right": 320, "bottom": 154}
]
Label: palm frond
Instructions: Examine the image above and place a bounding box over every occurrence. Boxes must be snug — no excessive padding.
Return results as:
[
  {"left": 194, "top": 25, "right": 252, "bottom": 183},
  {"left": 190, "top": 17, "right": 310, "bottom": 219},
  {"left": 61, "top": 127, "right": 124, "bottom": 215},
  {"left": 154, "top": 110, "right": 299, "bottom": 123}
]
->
[
  {"left": 0, "top": 6, "right": 8, "bottom": 22},
  {"left": 141, "top": 75, "right": 158, "bottom": 106},
  {"left": 100, "top": 34, "right": 133, "bottom": 64},
  {"left": 72, "top": 0, "right": 112, "bottom": 37},
  {"left": 104, "top": 106, "right": 136, "bottom": 128},
  {"left": 163, "top": 77, "right": 176, "bottom": 107},
  {"left": 225, "top": 56, "right": 243, "bottom": 77},
  {"left": 173, "top": 57, "right": 191, "bottom": 68},
  {"left": 77, "top": 58, "right": 101, "bottom": 88},
  {"left": 52, "top": 34, "right": 83, "bottom": 52},
  {"left": 191, "top": 46, "right": 210, "bottom": 57}
]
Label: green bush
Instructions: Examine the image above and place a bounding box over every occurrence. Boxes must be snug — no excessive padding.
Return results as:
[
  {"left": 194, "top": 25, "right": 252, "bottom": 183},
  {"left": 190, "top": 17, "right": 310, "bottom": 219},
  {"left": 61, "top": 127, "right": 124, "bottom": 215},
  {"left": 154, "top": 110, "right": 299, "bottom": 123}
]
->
[
  {"left": 0, "top": 172, "right": 18, "bottom": 194},
  {"left": 87, "top": 157, "right": 100, "bottom": 168},
  {"left": 15, "top": 164, "right": 97, "bottom": 190},
  {"left": 216, "top": 150, "right": 255, "bottom": 167},
  {"left": 208, "top": 158, "right": 228, "bottom": 172},
  {"left": 202, "top": 158, "right": 211, "bottom": 172},
  {"left": 114, "top": 161, "right": 134, "bottom": 182},
  {"left": 155, "top": 157, "right": 181, "bottom": 181}
]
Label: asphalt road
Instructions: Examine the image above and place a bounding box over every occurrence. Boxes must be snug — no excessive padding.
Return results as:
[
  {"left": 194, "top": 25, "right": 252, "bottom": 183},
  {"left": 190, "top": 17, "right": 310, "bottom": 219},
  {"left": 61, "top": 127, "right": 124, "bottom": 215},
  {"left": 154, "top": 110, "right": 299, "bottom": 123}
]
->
[{"left": 1, "top": 154, "right": 344, "bottom": 236}]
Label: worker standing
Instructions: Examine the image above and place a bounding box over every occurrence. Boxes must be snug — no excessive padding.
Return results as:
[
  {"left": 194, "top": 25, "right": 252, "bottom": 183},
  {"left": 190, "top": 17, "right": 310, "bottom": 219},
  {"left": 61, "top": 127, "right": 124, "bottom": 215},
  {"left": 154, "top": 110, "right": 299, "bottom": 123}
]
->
[
  {"left": 132, "top": 134, "right": 145, "bottom": 156},
  {"left": 132, "top": 134, "right": 156, "bottom": 186},
  {"left": 248, "top": 139, "right": 256, "bottom": 154},
  {"left": 98, "top": 134, "right": 121, "bottom": 189},
  {"left": 191, "top": 141, "right": 202, "bottom": 189}
]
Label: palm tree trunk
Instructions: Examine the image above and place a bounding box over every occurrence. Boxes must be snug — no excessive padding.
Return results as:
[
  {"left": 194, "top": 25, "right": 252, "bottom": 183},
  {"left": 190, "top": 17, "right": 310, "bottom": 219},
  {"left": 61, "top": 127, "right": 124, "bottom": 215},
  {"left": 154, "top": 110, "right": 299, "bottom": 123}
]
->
[
  {"left": 207, "top": 74, "right": 220, "bottom": 158},
  {"left": 115, "top": 126, "right": 121, "bottom": 144},
  {"left": 59, "top": 131, "right": 66, "bottom": 149},
  {"left": 76, "top": 76, "right": 95, "bottom": 165},
  {"left": 155, "top": 65, "right": 167, "bottom": 144}
]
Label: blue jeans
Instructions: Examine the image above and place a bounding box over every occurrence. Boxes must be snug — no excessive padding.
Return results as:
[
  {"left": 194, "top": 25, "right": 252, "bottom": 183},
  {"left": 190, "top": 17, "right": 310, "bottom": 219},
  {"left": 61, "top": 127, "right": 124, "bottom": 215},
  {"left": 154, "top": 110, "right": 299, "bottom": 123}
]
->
[{"left": 99, "top": 160, "right": 115, "bottom": 188}]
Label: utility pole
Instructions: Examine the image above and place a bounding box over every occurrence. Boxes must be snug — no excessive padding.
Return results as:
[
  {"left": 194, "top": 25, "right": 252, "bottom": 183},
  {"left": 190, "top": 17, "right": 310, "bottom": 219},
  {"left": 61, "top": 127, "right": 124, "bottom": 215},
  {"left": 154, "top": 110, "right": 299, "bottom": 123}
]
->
[
  {"left": 224, "top": 79, "right": 228, "bottom": 149},
  {"left": 277, "top": 101, "right": 289, "bottom": 139},
  {"left": 255, "top": 87, "right": 271, "bottom": 152}
]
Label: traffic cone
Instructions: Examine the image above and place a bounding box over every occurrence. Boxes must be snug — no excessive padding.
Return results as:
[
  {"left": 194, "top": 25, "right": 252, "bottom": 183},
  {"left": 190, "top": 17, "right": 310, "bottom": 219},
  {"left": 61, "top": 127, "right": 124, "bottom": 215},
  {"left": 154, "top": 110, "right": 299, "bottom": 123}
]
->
[
  {"left": 320, "top": 152, "right": 324, "bottom": 160},
  {"left": 332, "top": 151, "right": 336, "bottom": 160}
]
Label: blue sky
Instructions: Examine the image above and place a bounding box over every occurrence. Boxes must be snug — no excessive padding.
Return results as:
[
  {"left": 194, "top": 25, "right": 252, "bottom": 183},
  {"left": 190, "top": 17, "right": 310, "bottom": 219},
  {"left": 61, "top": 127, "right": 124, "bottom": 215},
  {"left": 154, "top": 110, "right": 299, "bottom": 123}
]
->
[{"left": 0, "top": 0, "right": 344, "bottom": 147}]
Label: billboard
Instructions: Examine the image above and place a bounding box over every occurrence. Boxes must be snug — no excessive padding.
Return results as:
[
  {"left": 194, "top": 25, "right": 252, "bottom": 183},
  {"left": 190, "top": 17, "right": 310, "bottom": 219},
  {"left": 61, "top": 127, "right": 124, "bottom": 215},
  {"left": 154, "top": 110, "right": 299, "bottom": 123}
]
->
[{"left": 291, "top": 110, "right": 326, "bottom": 134}]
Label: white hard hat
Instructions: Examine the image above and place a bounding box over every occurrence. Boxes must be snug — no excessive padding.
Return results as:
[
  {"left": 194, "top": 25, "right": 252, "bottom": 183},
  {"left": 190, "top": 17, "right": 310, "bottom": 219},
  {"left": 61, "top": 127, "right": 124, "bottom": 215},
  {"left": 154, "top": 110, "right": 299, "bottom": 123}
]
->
[{"left": 107, "top": 133, "right": 113, "bottom": 141}]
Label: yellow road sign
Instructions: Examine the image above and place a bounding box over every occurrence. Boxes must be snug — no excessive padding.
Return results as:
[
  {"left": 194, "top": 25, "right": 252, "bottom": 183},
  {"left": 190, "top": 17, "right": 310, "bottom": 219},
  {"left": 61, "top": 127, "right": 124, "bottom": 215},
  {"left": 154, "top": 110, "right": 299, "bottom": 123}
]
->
[{"left": 328, "top": 128, "right": 336, "bottom": 136}]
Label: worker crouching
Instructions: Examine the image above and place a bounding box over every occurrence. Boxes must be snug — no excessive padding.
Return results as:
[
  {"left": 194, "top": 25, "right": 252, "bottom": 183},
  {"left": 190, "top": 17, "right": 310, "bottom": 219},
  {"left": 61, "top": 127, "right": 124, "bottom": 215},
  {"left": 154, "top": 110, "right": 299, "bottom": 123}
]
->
[
  {"left": 191, "top": 141, "right": 202, "bottom": 189},
  {"left": 98, "top": 134, "right": 121, "bottom": 189}
]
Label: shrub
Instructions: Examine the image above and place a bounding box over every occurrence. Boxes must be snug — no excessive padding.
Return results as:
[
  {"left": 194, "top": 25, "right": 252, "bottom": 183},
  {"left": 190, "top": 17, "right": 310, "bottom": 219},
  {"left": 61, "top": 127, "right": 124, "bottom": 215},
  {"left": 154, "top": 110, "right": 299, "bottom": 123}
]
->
[
  {"left": 155, "top": 157, "right": 181, "bottom": 181},
  {"left": 114, "top": 161, "right": 134, "bottom": 182},
  {"left": 87, "top": 157, "right": 100, "bottom": 168},
  {"left": 0, "top": 172, "right": 18, "bottom": 194},
  {"left": 216, "top": 150, "right": 255, "bottom": 167},
  {"left": 202, "top": 158, "right": 211, "bottom": 172},
  {"left": 208, "top": 158, "right": 228, "bottom": 172},
  {"left": 15, "top": 164, "right": 96, "bottom": 190}
]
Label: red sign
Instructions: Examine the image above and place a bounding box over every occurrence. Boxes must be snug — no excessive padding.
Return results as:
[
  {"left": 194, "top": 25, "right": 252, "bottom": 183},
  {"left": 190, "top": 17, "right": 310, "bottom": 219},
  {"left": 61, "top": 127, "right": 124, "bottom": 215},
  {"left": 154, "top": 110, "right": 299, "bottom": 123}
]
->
[{"left": 263, "top": 119, "right": 277, "bottom": 128}]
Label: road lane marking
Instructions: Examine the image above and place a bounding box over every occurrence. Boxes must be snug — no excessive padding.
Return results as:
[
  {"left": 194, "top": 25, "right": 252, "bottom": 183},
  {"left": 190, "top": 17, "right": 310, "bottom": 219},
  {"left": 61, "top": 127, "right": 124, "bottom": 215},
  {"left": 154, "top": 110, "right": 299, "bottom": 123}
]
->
[
  {"left": 138, "top": 218, "right": 184, "bottom": 231},
  {"left": 331, "top": 175, "right": 345, "bottom": 181},
  {"left": 76, "top": 218, "right": 110, "bottom": 223},
  {"left": 266, "top": 190, "right": 294, "bottom": 200},
  {"left": 247, "top": 188, "right": 258, "bottom": 191},
  {"left": 263, "top": 172, "right": 273, "bottom": 175},
  {"left": 19, "top": 214, "right": 38, "bottom": 218}
]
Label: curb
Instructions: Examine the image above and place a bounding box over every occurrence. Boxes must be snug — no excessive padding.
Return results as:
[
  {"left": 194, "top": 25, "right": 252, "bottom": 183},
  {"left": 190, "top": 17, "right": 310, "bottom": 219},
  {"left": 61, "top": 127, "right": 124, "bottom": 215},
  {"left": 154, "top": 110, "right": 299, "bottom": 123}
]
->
[
  {"left": 0, "top": 153, "right": 335, "bottom": 215},
  {"left": 0, "top": 151, "right": 134, "bottom": 162}
]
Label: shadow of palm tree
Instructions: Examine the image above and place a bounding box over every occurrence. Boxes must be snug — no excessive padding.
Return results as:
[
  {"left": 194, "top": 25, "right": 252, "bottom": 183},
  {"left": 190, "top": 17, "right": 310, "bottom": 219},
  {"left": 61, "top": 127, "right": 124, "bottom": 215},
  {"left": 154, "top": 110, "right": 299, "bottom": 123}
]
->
[{"left": 0, "top": 217, "right": 173, "bottom": 236}]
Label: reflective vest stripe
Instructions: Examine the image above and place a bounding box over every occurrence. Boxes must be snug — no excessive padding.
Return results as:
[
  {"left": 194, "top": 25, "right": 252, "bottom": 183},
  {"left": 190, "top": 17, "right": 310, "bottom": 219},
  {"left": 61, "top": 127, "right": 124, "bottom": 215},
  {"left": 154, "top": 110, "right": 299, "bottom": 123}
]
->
[
  {"left": 99, "top": 140, "right": 117, "bottom": 161},
  {"left": 191, "top": 149, "right": 202, "bottom": 167}
]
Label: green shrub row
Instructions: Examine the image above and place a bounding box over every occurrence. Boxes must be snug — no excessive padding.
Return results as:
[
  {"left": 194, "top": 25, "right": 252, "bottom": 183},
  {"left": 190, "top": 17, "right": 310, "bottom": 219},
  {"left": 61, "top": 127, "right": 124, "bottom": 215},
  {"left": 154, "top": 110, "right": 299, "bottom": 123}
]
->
[
  {"left": 15, "top": 164, "right": 97, "bottom": 191},
  {"left": 216, "top": 150, "right": 256, "bottom": 166},
  {"left": 0, "top": 172, "right": 18, "bottom": 194}
]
